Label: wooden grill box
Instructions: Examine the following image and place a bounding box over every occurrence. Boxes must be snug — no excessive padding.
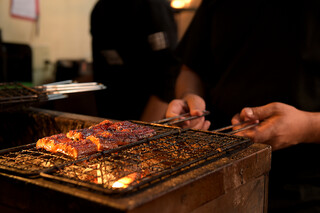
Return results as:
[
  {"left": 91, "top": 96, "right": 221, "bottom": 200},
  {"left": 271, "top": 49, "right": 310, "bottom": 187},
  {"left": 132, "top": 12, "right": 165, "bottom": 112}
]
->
[{"left": 0, "top": 108, "right": 271, "bottom": 213}]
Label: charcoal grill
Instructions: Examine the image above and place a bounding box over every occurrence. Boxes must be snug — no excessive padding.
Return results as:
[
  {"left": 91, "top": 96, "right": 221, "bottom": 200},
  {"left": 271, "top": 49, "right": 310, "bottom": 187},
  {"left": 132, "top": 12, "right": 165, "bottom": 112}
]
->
[
  {"left": 0, "top": 81, "right": 106, "bottom": 112},
  {"left": 0, "top": 120, "right": 251, "bottom": 194},
  {"left": 40, "top": 128, "right": 251, "bottom": 194},
  {"left": 0, "top": 108, "right": 271, "bottom": 213},
  {"left": 0, "top": 82, "right": 45, "bottom": 111},
  {"left": 0, "top": 123, "right": 176, "bottom": 178},
  {"left": 0, "top": 143, "right": 79, "bottom": 177}
]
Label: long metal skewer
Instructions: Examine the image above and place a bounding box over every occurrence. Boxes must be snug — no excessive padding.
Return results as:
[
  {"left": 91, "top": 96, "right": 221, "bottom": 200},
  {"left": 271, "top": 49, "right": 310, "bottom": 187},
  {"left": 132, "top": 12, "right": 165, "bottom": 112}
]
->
[
  {"left": 226, "top": 123, "right": 259, "bottom": 134},
  {"left": 34, "top": 81, "right": 107, "bottom": 98},
  {"left": 153, "top": 110, "right": 210, "bottom": 125},
  {"left": 154, "top": 111, "right": 258, "bottom": 135},
  {"left": 213, "top": 121, "right": 259, "bottom": 135},
  {"left": 212, "top": 120, "right": 258, "bottom": 133}
]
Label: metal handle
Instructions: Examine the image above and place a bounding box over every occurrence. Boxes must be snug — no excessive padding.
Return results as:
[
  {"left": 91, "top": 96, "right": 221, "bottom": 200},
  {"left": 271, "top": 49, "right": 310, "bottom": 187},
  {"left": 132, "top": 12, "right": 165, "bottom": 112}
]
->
[
  {"left": 152, "top": 110, "right": 210, "bottom": 125},
  {"left": 213, "top": 120, "right": 258, "bottom": 135}
]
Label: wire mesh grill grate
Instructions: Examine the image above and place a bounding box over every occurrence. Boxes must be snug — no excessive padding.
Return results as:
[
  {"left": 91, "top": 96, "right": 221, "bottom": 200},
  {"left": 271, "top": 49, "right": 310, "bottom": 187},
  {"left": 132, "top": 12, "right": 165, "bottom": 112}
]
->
[
  {"left": 0, "top": 82, "right": 43, "bottom": 112},
  {"left": 42, "top": 129, "right": 251, "bottom": 194},
  {"left": 0, "top": 121, "right": 251, "bottom": 193},
  {"left": 0, "top": 123, "right": 179, "bottom": 177},
  {"left": 0, "top": 144, "right": 77, "bottom": 177}
]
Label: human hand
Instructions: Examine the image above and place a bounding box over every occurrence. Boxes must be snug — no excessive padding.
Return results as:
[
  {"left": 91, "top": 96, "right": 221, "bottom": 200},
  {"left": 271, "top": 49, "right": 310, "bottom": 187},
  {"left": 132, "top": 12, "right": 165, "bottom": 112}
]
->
[
  {"left": 231, "top": 102, "right": 312, "bottom": 151},
  {"left": 166, "top": 94, "right": 211, "bottom": 130}
]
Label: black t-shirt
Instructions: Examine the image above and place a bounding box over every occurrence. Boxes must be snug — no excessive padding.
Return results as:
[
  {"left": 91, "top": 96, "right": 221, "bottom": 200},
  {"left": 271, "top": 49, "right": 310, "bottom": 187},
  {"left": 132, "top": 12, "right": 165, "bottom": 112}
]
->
[
  {"left": 176, "top": 0, "right": 320, "bottom": 212},
  {"left": 177, "top": 0, "right": 320, "bottom": 128},
  {"left": 90, "top": 0, "right": 179, "bottom": 120}
]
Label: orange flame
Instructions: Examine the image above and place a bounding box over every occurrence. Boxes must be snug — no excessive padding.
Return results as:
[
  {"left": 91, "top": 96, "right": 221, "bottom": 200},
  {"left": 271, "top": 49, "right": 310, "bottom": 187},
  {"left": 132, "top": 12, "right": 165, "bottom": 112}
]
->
[{"left": 112, "top": 173, "right": 138, "bottom": 188}]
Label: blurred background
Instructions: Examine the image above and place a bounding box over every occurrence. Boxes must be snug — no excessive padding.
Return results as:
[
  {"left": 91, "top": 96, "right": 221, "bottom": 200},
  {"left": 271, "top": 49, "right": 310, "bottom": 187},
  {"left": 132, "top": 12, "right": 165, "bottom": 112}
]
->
[
  {"left": 0, "top": 0, "right": 201, "bottom": 117},
  {"left": 0, "top": 0, "right": 201, "bottom": 86}
]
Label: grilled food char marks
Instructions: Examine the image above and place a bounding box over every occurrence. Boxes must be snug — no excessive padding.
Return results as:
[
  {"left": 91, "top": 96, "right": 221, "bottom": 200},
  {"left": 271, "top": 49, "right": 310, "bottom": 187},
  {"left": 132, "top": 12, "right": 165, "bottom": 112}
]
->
[
  {"left": 86, "top": 133, "right": 119, "bottom": 151},
  {"left": 36, "top": 120, "right": 156, "bottom": 158},
  {"left": 66, "top": 120, "right": 114, "bottom": 140},
  {"left": 56, "top": 139, "right": 97, "bottom": 159},
  {"left": 36, "top": 134, "right": 72, "bottom": 153}
]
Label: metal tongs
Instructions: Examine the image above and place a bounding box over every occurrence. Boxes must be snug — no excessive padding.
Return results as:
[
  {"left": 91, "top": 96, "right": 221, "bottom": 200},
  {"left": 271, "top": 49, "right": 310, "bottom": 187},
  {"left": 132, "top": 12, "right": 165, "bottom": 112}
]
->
[
  {"left": 212, "top": 120, "right": 258, "bottom": 135},
  {"left": 153, "top": 110, "right": 258, "bottom": 135},
  {"left": 153, "top": 110, "right": 210, "bottom": 125}
]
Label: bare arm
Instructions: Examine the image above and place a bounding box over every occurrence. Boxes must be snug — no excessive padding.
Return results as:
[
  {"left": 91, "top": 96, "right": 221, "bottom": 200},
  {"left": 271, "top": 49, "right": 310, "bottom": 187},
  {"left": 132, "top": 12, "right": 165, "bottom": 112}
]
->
[
  {"left": 307, "top": 112, "right": 320, "bottom": 143},
  {"left": 140, "top": 95, "right": 168, "bottom": 122},
  {"left": 175, "top": 65, "right": 205, "bottom": 99},
  {"left": 166, "top": 64, "right": 210, "bottom": 130}
]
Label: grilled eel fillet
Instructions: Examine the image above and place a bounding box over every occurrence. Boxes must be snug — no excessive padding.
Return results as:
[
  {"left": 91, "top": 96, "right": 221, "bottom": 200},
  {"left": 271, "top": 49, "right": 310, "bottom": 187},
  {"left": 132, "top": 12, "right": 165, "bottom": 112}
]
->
[
  {"left": 36, "top": 120, "right": 156, "bottom": 158},
  {"left": 36, "top": 134, "right": 97, "bottom": 158},
  {"left": 67, "top": 121, "right": 156, "bottom": 151}
]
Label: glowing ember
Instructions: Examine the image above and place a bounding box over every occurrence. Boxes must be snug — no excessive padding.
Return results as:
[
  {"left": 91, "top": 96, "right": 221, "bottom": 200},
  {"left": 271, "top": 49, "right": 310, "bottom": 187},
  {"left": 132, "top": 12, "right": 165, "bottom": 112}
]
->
[
  {"left": 112, "top": 173, "right": 138, "bottom": 188},
  {"left": 97, "top": 164, "right": 102, "bottom": 184}
]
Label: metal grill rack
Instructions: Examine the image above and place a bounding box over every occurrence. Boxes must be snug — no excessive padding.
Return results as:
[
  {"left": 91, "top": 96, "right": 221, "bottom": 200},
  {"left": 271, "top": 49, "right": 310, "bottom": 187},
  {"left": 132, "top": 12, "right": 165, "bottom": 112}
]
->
[
  {"left": 0, "top": 143, "right": 78, "bottom": 177},
  {"left": 0, "top": 82, "right": 44, "bottom": 111},
  {"left": 0, "top": 123, "right": 179, "bottom": 177},
  {"left": 0, "top": 120, "right": 252, "bottom": 194},
  {"left": 40, "top": 129, "right": 252, "bottom": 195},
  {"left": 0, "top": 81, "right": 106, "bottom": 112}
]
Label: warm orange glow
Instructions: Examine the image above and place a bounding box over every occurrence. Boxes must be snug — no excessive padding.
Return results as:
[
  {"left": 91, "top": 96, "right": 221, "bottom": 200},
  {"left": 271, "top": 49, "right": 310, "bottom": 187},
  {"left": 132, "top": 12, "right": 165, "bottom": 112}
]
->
[
  {"left": 171, "top": 0, "right": 192, "bottom": 9},
  {"left": 112, "top": 173, "right": 138, "bottom": 188},
  {"left": 171, "top": 0, "right": 185, "bottom": 9}
]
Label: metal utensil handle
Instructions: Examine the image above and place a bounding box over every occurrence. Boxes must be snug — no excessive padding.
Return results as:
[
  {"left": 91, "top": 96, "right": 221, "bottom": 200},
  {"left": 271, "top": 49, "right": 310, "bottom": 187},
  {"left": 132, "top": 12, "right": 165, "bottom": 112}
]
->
[
  {"left": 213, "top": 120, "right": 258, "bottom": 135},
  {"left": 153, "top": 110, "right": 210, "bottom": 125},
  {"left": 152, "top": 112, "right": 191, "bottom": 124},
  {"left": 166, "top": 111, "right": 210, "bottom": 125},
  {"left": 226, "top": 123, "right": 258, "bottom": 135}
]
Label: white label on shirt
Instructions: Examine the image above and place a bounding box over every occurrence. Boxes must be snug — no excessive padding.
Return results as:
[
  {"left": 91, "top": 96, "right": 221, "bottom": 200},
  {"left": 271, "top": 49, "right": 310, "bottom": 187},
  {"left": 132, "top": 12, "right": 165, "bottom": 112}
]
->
[
  {"left": 148, "top": 32, "right": 168, "bottom": 51},
  {"left": 101, "top": 49, "right": 124, "bottom": 65}
]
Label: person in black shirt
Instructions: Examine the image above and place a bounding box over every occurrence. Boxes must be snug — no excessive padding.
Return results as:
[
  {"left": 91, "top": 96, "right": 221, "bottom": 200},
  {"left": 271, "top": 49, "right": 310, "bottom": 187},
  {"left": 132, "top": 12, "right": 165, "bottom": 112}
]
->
[
  {"left": 165, "top": 0, "right": 320, "bottom": 212},
  {"left": 90, "top": 0, "right": 179, "bottom": 121}
]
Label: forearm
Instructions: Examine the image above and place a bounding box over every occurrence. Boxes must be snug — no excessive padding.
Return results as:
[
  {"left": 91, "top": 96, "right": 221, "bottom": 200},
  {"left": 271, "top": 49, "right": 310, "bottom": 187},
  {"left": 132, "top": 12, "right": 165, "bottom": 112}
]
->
[
  {"left": 175, "top": 65, "right": 205, "bottom": 99},
  {"left": 140, "top": 95, "right": 168, "bottom": 122},
  {"left": 304, "top": 111, "right": 320, "bottom": 144}
]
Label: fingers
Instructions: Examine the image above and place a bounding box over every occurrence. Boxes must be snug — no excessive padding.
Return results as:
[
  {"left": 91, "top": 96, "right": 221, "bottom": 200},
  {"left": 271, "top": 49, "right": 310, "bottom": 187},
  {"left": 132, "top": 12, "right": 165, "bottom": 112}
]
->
[
  {"left": 165, "top": 99, "right": 190, "bottom": 128},
  {"left": 233, "top": 102, "right": 302, "bottom": 151},
  {"left": 202, "top": 120, "right": 211, "bottom": 130},
  {"left": 184, "top": 94, "right": 206, "bottom": 115},
  {"left": 165, "top": 95, "right": 210, "bottom": 130},
  {"left": 183, "top": 94, "right": 210, "bottom": 130},
  {"left": 185, "top": 117, "right": 211, "bottom": 130},
  {"left": 166, "top": 99, "right": 188, "bottom": 118},
  {"left": 239, "top": 102, "right": 284, "bottom": 121},
  {"left": 235, "top": 104, "right": 275, "bottom": 136},
  {"left": 234, "top": 115, "right": 283, "bottom": 151},
  {"left": 241, "top": 108, "right": 255, "bottom": 120},
  {"left": 231, "top": 113, "right": 241, "bottom": 125}
]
